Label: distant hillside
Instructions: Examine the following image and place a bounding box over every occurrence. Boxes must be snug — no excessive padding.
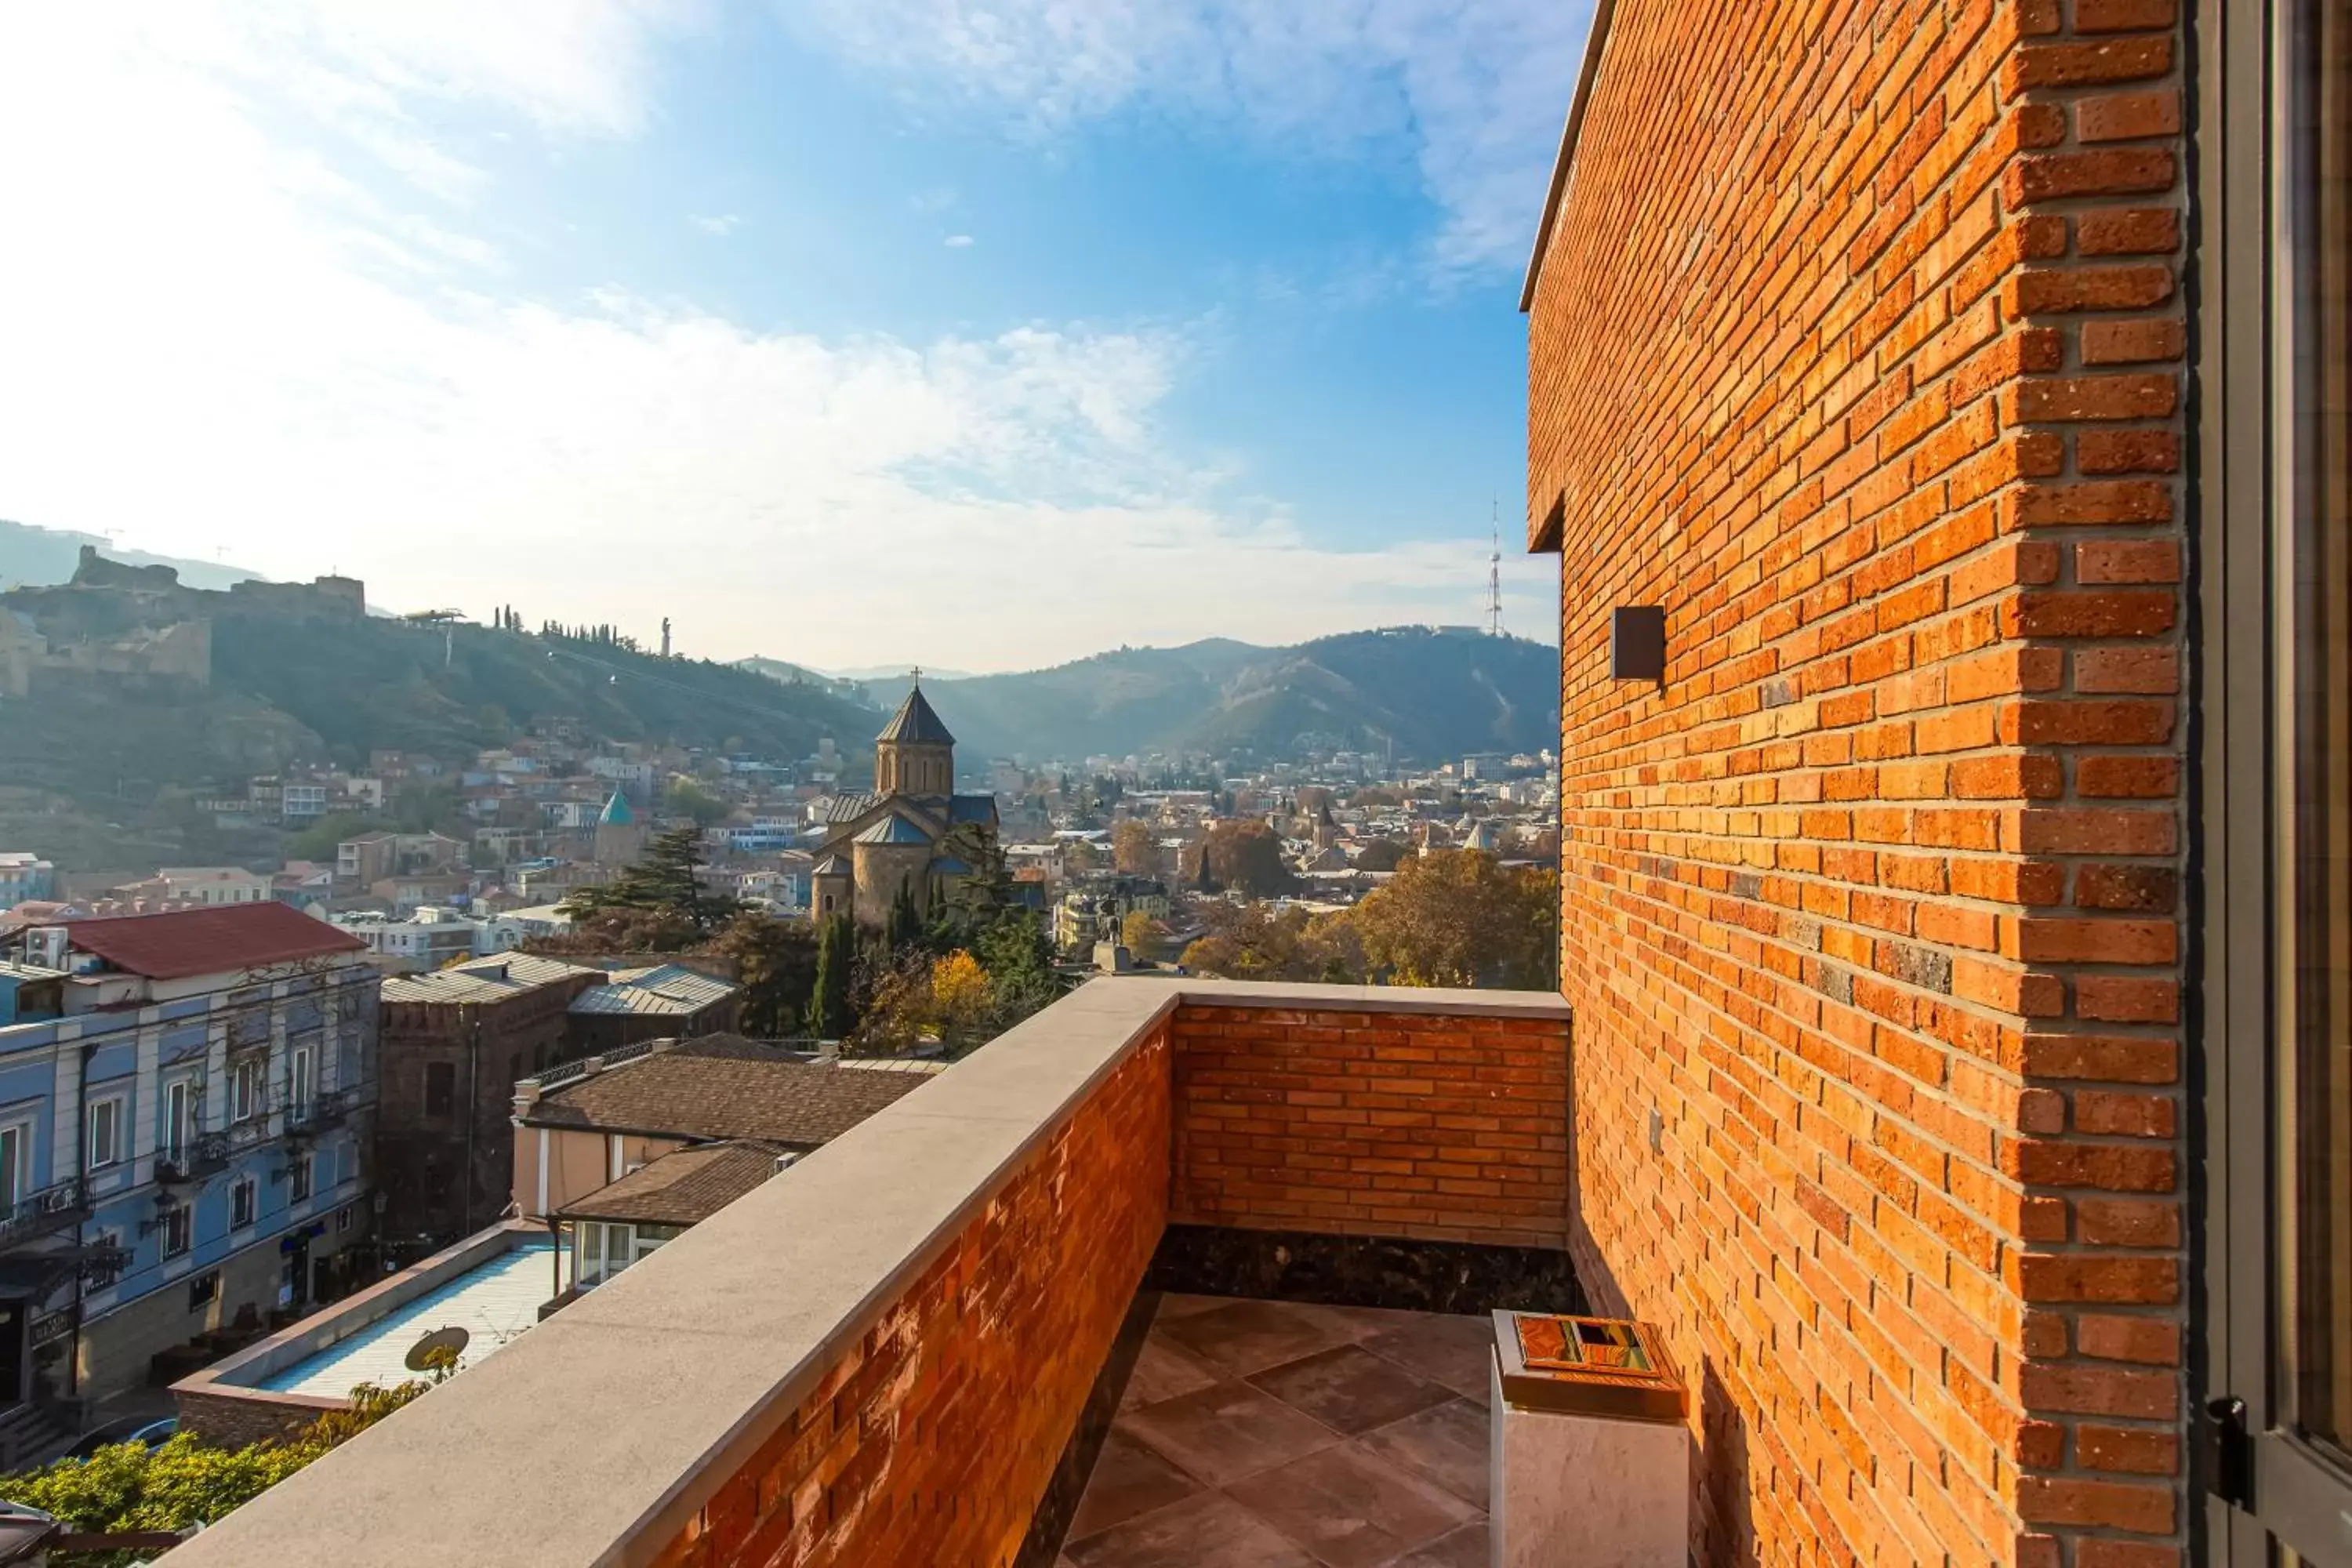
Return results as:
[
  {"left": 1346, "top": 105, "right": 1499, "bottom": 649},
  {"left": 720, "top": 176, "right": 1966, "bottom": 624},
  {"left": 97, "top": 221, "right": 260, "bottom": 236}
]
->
[
  {"left": 764, "top": 629, "right": 1558, "bottom": 763},
  {"left": 209, "top": 621, "right": 880, "bottom": 767},
  {"left": 0, "top": 518, "right": 260, "bottom": 593},
  {"left": 0, "top": 575, "right": 880, "bottom": 869}
]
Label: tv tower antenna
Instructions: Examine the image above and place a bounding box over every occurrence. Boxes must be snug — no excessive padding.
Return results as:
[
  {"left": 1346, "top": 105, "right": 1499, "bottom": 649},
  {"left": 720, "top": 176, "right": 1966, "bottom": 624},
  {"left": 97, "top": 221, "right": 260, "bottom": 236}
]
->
[{"left": 1485, "top": 499, "right": 1505, "bottom": 637}]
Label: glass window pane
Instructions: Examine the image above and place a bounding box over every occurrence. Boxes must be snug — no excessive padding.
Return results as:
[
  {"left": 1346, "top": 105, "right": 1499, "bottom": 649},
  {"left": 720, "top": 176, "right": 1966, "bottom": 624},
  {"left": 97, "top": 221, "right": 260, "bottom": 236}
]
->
[{"left": 2289, "top": 0, "right": 2352, "bottom": 1458}]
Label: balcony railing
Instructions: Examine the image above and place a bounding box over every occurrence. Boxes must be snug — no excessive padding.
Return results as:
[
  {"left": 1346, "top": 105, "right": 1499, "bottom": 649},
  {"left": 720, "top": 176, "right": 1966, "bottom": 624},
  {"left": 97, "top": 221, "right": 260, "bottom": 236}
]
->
[
  {"left": 281, "top": 1088, "right": 356, "bottom": 1139},
  {"left": 0, "top": 1178, "right": 89, "bottom": 1251},
  {"left": 155, "top": 1134, "right": 230, "bottom": 1185},
  {"left": 225, "top": 1109, "right": 275, "bottom": 1153},
  {"left": 148, "top": 978, "right": 1573, "bottom": 1568}
]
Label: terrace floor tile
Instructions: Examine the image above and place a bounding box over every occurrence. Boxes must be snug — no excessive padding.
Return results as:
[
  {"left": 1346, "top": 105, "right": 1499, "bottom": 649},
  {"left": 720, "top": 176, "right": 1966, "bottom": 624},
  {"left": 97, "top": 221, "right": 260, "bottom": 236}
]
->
[
  {"left": 1160, "top": 1298, "right": 1362, "bottom": 1378},
  {"left": 1221, "top": 1443, "right": 1477, "bottom": 1568},
  {"left": 1247, "top": 1344, "right": 1454, "bottom": 1436},
  {"left": 1064, "top": 1490, "right": 1319, "bottom": 1568},
  {"left": 1356, "top": 1399, "right": 1490, "bottom": 1509},
  {"left": 1356, "top": 1314, "right": 1496, "bottom": 1405},
  {"left": 1118, "top": 1380, "right": 1340, "bottom": 1488}
]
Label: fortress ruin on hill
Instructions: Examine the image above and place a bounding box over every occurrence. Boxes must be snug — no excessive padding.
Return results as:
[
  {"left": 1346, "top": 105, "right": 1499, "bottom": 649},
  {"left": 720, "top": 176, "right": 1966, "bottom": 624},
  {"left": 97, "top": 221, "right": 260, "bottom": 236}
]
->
[{"left": 0, "top": 547, "right": 367, "bottom": 698}]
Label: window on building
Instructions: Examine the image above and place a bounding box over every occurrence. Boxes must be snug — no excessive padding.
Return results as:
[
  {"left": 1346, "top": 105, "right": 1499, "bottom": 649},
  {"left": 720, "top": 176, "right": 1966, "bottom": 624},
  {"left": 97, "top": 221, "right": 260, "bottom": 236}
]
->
[
  {"left": 290, "top": 1153, "right": 313, "bottom": 1203},
  {"left": 230, "top": 1176, "right": 256, "bottom": 1229},
  {"left": 230, "top": 1054, "right": 267, "bottom": 1123},
  {"left": 162, "top": 1206, "right": 191, "bottom": 1258},
  {"left": 289, "top": 1044, "right": 314, "bottom": 1113},
  {"left": 424, "top": 1062, "right": 456, "bottom": 1118},
  {"left": 0, "top": 1123, "right": 27, "bottom": 1210},
  {"left": 85, "top": 1097, "right": 121, "bottom": 1170},
  {"left": 162, "top": 1079, "right": 193, "bottom": 1161},
  {"left": 187, "top": 1270, "right": 218, "bottom": 1312}
]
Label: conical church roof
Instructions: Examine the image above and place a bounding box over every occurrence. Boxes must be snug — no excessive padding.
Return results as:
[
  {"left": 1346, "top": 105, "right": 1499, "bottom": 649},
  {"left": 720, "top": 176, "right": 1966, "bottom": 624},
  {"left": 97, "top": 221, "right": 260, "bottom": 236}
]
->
[
  {"left": 877, "top": 684, "right": 956, "bottom": 746},
  {"left": 600, "top": 791, "right": 635, "bottom": 826}
]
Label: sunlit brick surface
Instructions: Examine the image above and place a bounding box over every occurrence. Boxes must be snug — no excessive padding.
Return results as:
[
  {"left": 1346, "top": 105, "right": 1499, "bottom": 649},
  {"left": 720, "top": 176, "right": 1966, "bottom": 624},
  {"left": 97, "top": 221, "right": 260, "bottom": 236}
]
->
[
  {"left": 649, "top": 1028, "right": 1172, "bottom": 1568},
  {"left": 1170, "top": 1006, "right": 1570, "bottom": 1249},
  {"left": 1527, "top": 2, "right": 2190, "bottom": 1563}
]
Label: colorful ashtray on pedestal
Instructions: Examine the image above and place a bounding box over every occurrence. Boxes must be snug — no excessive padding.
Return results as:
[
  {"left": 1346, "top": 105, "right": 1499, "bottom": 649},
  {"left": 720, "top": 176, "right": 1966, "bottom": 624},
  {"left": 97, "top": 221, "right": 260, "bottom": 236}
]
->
[{"left": 1490, "top": 1312, "right": 1687, "bottom": 1424}]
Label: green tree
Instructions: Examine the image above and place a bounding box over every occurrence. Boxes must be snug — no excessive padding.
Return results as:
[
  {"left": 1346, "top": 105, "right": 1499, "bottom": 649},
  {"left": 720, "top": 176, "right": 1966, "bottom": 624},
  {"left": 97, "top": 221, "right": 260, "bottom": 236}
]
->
[
  {"left": 1192, "top": 819, "right": 1299, "bottom": 898},
  {"left": 663, "top": 775, "right": 731, "bottom": 829},
  {"left": 388, "top": 781, "right": 463, "bottom": 835},
  {"left": 1111, "top": 819, "right": 1158, "bottom": 877},
  {"left": 1176, "top": 896, "right": 1363, "bottom": 984},
  {"left": 0, "top": 1381, "right": 433, "bottom": 1564},
  {"left": 711, "top": 911, "right": 819, "bottom": 1035},
  {"left": 884, "top": 882, "right": 924, "bottom": 953},
  {"left": 288, "top": 811, "right": 384, "bottom": 862},
  {"left": 561, "top": 824, "right": 737, "bottom": 933},
  {"left": 806, "top": 913, "right": 856, "bottom": 1039},
  {"left": 1120, "top": 909, "right": 1167, "bottom": 960},
  {"left": 1350, "top": 848, "right": 1558, "bottom": 989}
]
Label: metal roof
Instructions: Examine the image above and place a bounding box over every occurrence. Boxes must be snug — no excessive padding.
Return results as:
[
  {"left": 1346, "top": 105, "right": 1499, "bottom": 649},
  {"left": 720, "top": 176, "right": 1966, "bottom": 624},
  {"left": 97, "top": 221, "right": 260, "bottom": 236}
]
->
[
  {"left": 875, "top": 684, "right": 955, "bottom": 746},
  {"left": 851, "top": 815, "right": 934, "bottom": 847},
  {"left": 383, "top": 953, "right": 601, "bottom": 1007},
  {"left": 948, "top": 795, "right": 996, "bottom": 824},
  {"left": 822, "top": 793, "right": 880, "bottom": 824},
  {"left": 568, "top": 963, "right": 740, "bottom": 1017},
  {"left": 598, "top": 791, "right": 635, "bottom": 826},
  {"left": 49, "top": 903, "right": 366, "bottom": 981}
]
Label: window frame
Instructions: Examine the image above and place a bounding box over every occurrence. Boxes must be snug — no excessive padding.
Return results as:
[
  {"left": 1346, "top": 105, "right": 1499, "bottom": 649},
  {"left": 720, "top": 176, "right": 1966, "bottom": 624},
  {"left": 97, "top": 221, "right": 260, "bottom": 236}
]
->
[{"left": 85, "top": 1094, "right": 122, "bottom": 1171}]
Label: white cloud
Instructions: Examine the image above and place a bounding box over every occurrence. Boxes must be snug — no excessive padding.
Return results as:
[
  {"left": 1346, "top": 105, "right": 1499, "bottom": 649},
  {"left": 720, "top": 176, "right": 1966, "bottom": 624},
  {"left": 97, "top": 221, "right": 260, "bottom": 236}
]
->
[
  {"left": 784, "top": 0, "right": 1595, "bottom": 279},
  {"left": 0, "top": 1, "right": 1557, "bottom": 673},
  {"left": 693, "top": 212, "right": 742, "bottom": 235},
  {"left": 943, "top": 233, "right": 975, "bottom": 248}
]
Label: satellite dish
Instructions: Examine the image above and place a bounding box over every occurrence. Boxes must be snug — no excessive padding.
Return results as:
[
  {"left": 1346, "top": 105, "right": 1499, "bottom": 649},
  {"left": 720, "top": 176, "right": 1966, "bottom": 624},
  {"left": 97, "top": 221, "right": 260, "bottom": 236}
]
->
[{"left": 405, "top": 1325, "right": 470, "bottom": 1371}]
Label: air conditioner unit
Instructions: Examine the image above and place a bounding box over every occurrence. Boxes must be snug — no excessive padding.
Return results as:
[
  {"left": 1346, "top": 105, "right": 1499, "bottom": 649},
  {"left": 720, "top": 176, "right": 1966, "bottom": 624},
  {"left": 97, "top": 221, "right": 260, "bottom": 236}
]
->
[{"left": 772, "top": 1152, "right": 800, "bottom": 1176}]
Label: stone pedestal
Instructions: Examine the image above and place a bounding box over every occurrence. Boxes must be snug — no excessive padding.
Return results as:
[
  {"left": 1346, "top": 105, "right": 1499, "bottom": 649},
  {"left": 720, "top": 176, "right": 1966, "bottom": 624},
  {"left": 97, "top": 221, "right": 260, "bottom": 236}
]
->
[{"left": 1490, "top": 1355, "right": 1689, "bottom": 1567}]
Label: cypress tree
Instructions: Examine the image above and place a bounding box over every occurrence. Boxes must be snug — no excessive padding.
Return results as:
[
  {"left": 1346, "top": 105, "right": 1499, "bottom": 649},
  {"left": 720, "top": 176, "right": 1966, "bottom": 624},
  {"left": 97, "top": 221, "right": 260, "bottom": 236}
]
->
[
  {"left": 806, "top": 913, "right": 855, "bottom": 1040},
  {"left": 885, "top": 882, "right": 923, "bottom": 953}
]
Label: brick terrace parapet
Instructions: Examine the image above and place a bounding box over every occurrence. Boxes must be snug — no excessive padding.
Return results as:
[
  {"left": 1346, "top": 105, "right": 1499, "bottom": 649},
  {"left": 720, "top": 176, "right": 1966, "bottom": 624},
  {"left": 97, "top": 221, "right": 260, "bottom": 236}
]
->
[{"left": 155, "top": 980, "right": 1571, "bottom": 1568}]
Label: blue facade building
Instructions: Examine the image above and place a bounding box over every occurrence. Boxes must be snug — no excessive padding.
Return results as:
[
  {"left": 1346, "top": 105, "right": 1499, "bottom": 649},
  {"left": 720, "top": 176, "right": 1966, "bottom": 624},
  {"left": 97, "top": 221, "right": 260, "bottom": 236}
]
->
[
  {"left": 0, "top": 903, "right": 379, "bottom": 1414},
  {"left": 0, "top": 854, "right": 53, "bottom": 913}
]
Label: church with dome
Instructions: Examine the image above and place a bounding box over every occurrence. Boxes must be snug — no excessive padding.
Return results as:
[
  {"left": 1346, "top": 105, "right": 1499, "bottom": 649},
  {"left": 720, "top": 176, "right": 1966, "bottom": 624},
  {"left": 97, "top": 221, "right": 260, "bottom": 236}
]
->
[{"left": 810, "top": 682, "right": 998, "bottom": 924}]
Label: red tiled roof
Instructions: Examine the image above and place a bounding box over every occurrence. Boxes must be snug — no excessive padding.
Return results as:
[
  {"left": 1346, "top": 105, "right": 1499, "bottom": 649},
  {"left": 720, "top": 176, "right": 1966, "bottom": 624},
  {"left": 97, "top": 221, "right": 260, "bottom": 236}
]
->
[{"left": 56, "top": 902, "right": 366, "bottom": 980}]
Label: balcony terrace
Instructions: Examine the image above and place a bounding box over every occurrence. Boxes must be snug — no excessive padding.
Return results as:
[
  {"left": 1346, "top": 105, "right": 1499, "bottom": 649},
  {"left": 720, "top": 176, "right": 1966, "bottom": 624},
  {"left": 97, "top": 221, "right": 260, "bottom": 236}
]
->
[{"left": 156, "top": 978, "right": 1573, "bottom": 1567}]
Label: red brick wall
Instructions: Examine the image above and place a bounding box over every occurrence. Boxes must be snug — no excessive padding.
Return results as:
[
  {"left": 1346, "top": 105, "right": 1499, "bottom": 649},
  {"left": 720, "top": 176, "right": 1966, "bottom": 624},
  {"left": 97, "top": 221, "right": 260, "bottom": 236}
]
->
[
  {"left": 1528, "top": 2, "right": 2187, "bottom": 1565},
  {"left": 649, "top": 1026, "right": 1170, "bottom": 1568},
  {"left": 1167, "top": 1004, "right": 1571, "bottom": 1249}
]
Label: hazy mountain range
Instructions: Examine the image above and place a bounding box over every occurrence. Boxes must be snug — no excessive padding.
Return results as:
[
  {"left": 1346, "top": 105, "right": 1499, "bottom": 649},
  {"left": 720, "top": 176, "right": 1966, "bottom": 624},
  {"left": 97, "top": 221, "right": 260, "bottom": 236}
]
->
[{"left": 753, "top": 626, "right": 1561, "bottom": 764}]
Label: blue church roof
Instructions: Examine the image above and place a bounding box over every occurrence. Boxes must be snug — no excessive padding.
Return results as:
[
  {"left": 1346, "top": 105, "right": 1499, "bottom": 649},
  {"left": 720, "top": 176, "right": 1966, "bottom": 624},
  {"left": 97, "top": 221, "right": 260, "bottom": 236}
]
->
[
  {"left": 599, "top": 792, "right": 635, "bottom": 826},
  {"left": 851, "top": 815, "right": 934, "bottom": 846}
]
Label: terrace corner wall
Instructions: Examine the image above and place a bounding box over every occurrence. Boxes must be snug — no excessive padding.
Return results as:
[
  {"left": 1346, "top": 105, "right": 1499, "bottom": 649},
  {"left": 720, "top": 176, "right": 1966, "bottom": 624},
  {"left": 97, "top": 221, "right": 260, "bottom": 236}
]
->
[
  {"left": 648, "top": 1024, "right": 1170, "bottom": 1568},
  {"left": 1529, "top": 2, "right": 2190, "bottom": 1565},
  {"left": 1167, "top": 1003, "right": 1571, "bottom": 1250}
]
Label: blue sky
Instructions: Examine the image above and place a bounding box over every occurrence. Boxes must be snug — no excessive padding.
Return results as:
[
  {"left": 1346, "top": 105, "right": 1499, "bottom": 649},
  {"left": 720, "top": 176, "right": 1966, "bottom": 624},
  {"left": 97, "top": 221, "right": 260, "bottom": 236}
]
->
[{"left": 0, "top": 2, "right": 1588, "bottom": 670}]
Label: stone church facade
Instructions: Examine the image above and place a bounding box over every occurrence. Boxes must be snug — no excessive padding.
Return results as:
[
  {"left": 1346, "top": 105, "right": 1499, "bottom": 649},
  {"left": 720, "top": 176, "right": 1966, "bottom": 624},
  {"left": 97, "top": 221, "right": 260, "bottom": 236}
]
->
[{"left": 810, "top": 684, "right": 996, "bottom": 925}]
